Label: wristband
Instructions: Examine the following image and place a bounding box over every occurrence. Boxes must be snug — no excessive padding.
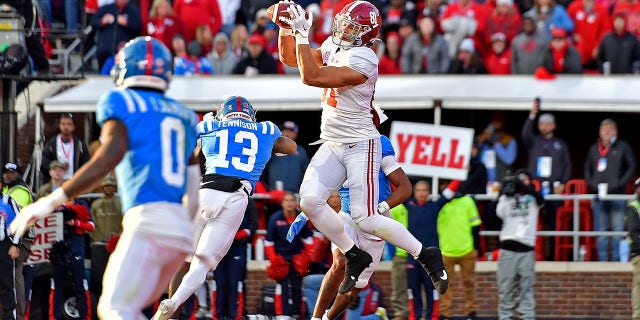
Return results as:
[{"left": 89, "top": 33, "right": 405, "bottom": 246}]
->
[
  {"left": 295, "top": 33, "right": 309, "bottom": 45},
  {"left": 280, "top": 28, "right": 293, "bottom": 37},
  {"left": 49, "top": 187, "right": 69, "bottom": 208}
]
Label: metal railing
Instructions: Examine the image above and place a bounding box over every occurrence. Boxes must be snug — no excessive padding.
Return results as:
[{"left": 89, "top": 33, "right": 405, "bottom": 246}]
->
[{"left": 472, "top": 193, "right": 631, "bottom": 261}]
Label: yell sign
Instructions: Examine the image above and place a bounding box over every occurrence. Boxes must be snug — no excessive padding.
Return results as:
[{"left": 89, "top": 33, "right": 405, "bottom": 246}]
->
[
  {"left": 27, "top": 212, "right": 63, "bottom": 264},
  {"left": 390, "top": 121, "right": 474, "bottom": 180}
]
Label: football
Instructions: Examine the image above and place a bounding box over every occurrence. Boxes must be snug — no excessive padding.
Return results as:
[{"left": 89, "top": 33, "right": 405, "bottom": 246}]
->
[{"left": 266, "top": 2, "right": 308, "bottom": 29}]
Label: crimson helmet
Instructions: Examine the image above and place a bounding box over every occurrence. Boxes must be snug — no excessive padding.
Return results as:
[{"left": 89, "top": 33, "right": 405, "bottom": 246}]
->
[{"left": 332, "top": 1, "right": 382, "bottom": 49}]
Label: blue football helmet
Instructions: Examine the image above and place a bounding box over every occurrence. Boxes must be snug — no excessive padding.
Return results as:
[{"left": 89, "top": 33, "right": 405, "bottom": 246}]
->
[
  {"left": 216, "top": 96, "right": 257, "bottom": 122},
  {"left": 113, "top": 36, "right": 173, "bottom": 92}
]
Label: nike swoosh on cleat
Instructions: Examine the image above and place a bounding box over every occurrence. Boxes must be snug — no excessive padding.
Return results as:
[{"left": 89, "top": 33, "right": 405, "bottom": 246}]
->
[{"left": 440, "top": 271, "right": 448, "bottom": 280}]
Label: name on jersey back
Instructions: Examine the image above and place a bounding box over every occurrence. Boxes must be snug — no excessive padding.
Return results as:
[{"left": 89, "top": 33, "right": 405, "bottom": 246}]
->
[{"left": 221, "top": 119, "right": 258, "bottom": 130}]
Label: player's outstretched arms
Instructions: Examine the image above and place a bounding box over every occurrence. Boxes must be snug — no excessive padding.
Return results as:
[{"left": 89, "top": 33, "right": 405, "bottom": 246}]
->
[
  {"left": 300, "top": 64, "right": 367, "bottom": 89},
  {"left": 273, "top": 136, "right": 297, "bottom": 155}
]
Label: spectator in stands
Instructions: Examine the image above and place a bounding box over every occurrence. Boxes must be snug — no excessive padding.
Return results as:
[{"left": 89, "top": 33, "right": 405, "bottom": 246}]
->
[
  {"left": 525, "top": 0, "right": 574, "bottom": 39},
  {"left": 35, "top": 160, "right": 66, "bottom": 199},
  {"left": 172, "top": 0, "right": 221, "bottom": 43},
  {"left": 596, "top": 12, "right": 640, "bottom": 74},
  {"left": 217, "top": 0, "right": 240, "bottom": 36},
  {"left": 484, "top": 32, "right": 512, "bottom": 74},
  {"left": 448, "top": 38, "right": 488, "bottom": 74},
  {"left": 145, "top": 0, "right": 184, "bottom": 49},
  {"left": 264, "top": 121, "right": 309, "bottom": 193},
  {"left": 521, "top": 99, "right": 571, "bottom": 260},
  {"left": 2, "top": 163, "right": 32, "bottom": 209},
  {"left": 612, "top": 0, "right": 640, "bottom": 39},
  {"left": 232, "top": 34, "right": 278, "bottom": 76},
  {"left": 625, "top": 178, "right": 640, "bottom": 320},
  {"left": 567, "top": 0, "right": 611, "bottom": 70},
  {"left": 389, "top": 203, "right": 409, "bottom": 320},
  {"left": 171, "top": 34, "right": 187, "bottom": 58},
  {"left": 437, "top": 185, "right": 482, "bottom": 320},
  {"left": 584, "top": 118, "right": 636, "bottom": 261},
  {"left": 315, "top": 0, "right": 352, "bottom": 44},
  {"left": 401, "top": 16, "right": 450, "bottom": 74},
  {"left": 64, "top": 0, "right": 81, "bottom": 32},
  {"left": 261, "top": 22, "right": 285, "bottom": 74},
  {"left": 420, "top": 0, "right": 448, "bottom": 34},
  {"left": 510, "top": 12, "right": 547, "bottom": 74},
  {"left": 6, "top": 0, "right": 50, "bottom": 75},
  {"left": 539, "top": 28, "right": 584, "bottom": 74},
  {"left": 91, "top": 0, "right": 142, "bottom": 69},
  {"left": 265, "top": 192, "right": 312, "bottom": 318},
  {"left": 90, "top": 176, "right": 122, "bottom": 242},
  {"left": 495, "top": 170, "right": 543, "bottom": 320},
  {"left": 460, "top": 142, "right": 489, "bottom": 195},
  {"left": 195, "top": 24, "right": 214, "bottom": 56},
  {"left": 381, "top": 0, "right": 419, "bottom": 36},
  {"left": 397, "top": 16, "right": 417, "bottom": 42},
  {"left": 99, "top": 41, "right": 126, "bottom": 75},
  {"left": 483, "top": 0, "right": 522, "bottom": 55},
  {"left": 476, "top": 112, "right": 518, "bottom": 183},
  {"left": 397, "top": 180, "right": 460, "bottom": 320},
  {"left": 251, "top": 7, "right": 272, "bottom": 34},
  {"left": 41, "top": 113, "right": 90, "bottom": 184},
  {"left": 379, "top": 32, "right": 403, "bottom": 74},
  {"left": 174, "top": 40, "right": 214, "bottom": 75},
  {"left": 230, "top": 24, "right": 249, "bottom": 59},
  {"left": 440, "top": 0, "right": 487, "bottom": 56},
  {"left": 207, "top": 32, "right": 239, "bottom": 75}
]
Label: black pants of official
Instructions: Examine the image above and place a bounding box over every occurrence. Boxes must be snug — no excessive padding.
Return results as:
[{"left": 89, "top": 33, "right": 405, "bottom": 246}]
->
[{"left": 0, "top": 239, "right": 17, "bottom": 320}]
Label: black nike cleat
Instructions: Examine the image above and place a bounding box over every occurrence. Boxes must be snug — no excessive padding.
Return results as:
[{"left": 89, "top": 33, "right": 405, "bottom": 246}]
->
[
  {"left": 339, "top": 245, "right": 373, "bottom": 294},
  {"left": 417, "top": 246, "right": 449, "bottom": 295}
]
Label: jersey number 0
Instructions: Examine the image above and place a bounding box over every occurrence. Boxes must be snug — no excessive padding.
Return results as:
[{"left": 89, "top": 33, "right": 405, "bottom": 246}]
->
[{"left": 161, "top": 117, "right": 186, "bottom": 187}]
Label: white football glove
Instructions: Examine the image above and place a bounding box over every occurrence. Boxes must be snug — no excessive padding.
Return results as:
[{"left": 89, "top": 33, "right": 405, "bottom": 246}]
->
[
  {"left": 285, "top": 3, "right": 313, "bottom": 38},
  {"left": 377, "top": 201, "right": 390, "bottom": 215},
  {"left": 9, "top": 188, "right": 68, "bottom": 237}
]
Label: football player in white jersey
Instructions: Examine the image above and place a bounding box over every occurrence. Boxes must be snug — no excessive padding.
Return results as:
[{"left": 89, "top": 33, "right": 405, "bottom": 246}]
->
[{"left": 278, "top": 0, "right": 449, "bottom": 295}]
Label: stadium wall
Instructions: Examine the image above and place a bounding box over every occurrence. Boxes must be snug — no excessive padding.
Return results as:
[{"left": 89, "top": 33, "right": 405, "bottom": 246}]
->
[{"left": 245, "top": 261, "right": 632, "bottom": 319}]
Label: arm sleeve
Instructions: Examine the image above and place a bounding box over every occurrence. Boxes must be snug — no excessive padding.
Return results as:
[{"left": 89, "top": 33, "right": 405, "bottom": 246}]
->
[{"left": 520, "top": 116, "right": 536, "bottom": 149}]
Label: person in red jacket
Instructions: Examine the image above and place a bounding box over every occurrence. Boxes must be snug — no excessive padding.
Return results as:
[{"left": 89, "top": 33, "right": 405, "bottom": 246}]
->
[
  {"left": 483, "top": 0, "right": 521, "bottom": 56},
  {"left": 379, "top": 32, "right": 403, "bottom": 74},
  {"left": 567, "top": 0, "right": 611, "bottom": 69},
  {"left": 172, "top": 0, "right": 222, "bottom": 43},
  {"left": 145, "top": 0, "right": 185, "bottom": 49},
  {"left": 484, "top": 32, "right": 512, "bottom": 74}
]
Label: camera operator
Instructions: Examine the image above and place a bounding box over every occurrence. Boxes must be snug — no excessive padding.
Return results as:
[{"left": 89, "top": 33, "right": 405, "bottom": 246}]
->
[
  {"left": 1, "top": 0, "right": 49, "bottom": 75},
  {"left": 495, "top": 169, "right": 543, "bottom": 320},
  {"left": 49, "top": 198, "right": 94, "bottom": 320}
]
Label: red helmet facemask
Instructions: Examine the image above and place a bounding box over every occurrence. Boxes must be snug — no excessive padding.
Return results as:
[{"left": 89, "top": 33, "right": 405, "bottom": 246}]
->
[{"left": 332, "top": 1, "right": 382, "bottom": 50}]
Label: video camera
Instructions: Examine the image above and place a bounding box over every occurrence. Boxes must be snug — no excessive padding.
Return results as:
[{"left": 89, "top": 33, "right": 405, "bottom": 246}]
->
[{"left": 501, "top": 175, "right": 524, "bottom": 197}]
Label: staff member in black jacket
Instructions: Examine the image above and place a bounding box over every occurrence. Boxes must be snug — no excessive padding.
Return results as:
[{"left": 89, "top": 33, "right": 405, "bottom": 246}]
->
[{"left": 40, "top": 113, "right": 90, "bottom": 184}]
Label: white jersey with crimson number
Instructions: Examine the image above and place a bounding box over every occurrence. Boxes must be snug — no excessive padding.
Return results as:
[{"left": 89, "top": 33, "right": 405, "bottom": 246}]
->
[{"left": 319, "top": 38, "right": 380, "bottom": 143}]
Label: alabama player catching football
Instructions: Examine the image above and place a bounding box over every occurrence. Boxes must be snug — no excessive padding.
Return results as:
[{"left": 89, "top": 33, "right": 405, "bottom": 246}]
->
[{"left": 278, "top": 0, "right": 450, "bottom": 295}]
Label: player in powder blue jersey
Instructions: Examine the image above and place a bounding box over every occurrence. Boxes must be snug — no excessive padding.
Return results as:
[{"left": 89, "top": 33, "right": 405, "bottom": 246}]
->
[
  {"left": 10, "top": 37, "right": 202, "bottom": 320},
  {"left": 288, "top": 135, "right": 413, "bottom": 320},
  {"left": 153, "top": 95, "right": 297, "bottom": 320}
]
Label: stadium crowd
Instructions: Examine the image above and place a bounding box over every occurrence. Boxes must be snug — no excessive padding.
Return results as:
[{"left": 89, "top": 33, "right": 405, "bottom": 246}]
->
[{"left": 33, "top": 0, "right": 640, "bottom": 76}]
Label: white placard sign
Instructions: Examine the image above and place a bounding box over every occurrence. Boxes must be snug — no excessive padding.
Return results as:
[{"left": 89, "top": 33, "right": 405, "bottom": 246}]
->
[{"left": 390, "top": 121, "right": 474, "bottom": 180}]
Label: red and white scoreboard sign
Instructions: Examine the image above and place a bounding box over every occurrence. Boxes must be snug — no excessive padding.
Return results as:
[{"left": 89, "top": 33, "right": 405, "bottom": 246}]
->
[
  {"left": 390, "top": 121, "right": 474, "bottom": 180},
  {"left": 27, "top": 212, "right": 63, "bottom": 264}
]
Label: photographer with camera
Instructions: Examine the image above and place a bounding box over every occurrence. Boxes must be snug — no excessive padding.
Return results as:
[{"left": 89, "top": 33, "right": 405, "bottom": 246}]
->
[
  {"left": 49, "top": 198, "right": 94, "bottom": 320},
  {"left": 495, "top": 169, "right": 543, "bottom": 320}
]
